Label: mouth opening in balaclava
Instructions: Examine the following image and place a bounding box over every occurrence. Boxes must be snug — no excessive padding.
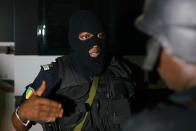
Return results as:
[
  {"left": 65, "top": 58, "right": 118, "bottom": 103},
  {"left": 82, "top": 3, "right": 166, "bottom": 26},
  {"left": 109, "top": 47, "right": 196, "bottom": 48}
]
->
[{"left": 68, "top": 10, "right": 108, "bottom": 78}]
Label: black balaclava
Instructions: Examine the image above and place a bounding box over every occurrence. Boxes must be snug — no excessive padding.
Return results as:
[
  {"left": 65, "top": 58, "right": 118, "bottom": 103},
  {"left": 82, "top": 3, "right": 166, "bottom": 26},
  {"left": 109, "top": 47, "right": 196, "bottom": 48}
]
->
[{"left": 68, "top": 10, "right": 107, "bottom": 78}]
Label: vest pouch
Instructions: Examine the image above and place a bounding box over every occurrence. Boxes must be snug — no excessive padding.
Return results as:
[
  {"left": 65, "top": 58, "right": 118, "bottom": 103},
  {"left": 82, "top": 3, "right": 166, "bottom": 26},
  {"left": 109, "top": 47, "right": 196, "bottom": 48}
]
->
[
  {"left": 110, "top": 77, "right": 134, "bottom": 99},
  {"left": 41, "top": 112, "right": 85, "bottom": 131},
  {"left": 108, "top": 77, "right": 133, "bottom": 125},
  {"left": 110, "top": 98, "right": 131, "bottom": 125},
  {"left": 57, "top": 111, "right": 86, "bottom": 129},
  {"left": 47, "top": 92, "right": 89, "bottom": 128}
]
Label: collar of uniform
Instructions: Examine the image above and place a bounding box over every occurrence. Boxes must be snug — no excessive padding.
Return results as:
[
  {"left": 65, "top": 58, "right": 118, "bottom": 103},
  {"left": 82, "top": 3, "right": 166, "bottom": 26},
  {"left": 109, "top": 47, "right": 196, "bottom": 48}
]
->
[
  {"left": 63, "top": 59, "right": 89, "bottom": 88},
  {"left": 56, "top": 56, "right": 90, "bottom": 89}
]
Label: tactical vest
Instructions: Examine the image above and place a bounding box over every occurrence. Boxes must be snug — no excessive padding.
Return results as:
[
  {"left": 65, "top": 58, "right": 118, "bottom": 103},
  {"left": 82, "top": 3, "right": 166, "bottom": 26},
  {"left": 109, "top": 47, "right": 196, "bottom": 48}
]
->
[{"left": 41, "top": 56, "right": 135, "bottom": 131}]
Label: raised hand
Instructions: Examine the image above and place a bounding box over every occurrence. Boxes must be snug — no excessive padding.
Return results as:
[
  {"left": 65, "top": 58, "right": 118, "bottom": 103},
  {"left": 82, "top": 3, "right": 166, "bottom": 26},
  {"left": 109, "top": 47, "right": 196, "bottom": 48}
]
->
[{"left": 18, "top": 80, "right": 64, "bottom": 122}]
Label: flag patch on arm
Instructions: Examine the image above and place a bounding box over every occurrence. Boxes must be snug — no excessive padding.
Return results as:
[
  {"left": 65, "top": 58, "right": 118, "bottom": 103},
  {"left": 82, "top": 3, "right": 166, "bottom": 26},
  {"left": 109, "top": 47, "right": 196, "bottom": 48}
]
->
[{"left": 25, "top": 87, "right": 35, "bottom": 99}]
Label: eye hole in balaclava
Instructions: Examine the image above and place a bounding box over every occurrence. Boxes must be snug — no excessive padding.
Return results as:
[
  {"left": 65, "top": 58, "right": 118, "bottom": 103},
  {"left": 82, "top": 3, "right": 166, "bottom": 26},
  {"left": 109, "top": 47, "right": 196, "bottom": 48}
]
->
[
  {"left": 68, "top": 10, "right": 108, "bottom": 78},
  {"left": 78, "top": 32, "right": 104, "bottom": 41}
]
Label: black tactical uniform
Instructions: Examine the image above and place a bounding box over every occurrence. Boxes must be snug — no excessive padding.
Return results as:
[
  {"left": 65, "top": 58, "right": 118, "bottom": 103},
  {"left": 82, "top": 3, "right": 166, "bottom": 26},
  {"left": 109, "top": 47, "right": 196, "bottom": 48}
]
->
[
  {"left": 17, "top": 10, "right": 137, "bottom": 131},
  {"left": 123, "top": 87, "right": 196, "bottom": 131},
  {"left": 19, "top": 56, "right": 135, "bottom": 131}
]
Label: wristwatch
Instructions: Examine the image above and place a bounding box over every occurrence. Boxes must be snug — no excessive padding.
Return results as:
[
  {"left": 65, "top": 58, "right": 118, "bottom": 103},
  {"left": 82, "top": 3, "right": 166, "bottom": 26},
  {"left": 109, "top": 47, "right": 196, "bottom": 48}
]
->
[{"left": 15, "top": 106, "right": 30, "bottom": 126}]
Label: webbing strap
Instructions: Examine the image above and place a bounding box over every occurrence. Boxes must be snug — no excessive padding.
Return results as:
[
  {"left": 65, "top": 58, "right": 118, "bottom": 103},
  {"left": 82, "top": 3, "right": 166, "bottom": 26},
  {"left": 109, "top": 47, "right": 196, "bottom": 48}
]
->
[{"left": 74, "top": 77, "right": 99, "bottom": 131}]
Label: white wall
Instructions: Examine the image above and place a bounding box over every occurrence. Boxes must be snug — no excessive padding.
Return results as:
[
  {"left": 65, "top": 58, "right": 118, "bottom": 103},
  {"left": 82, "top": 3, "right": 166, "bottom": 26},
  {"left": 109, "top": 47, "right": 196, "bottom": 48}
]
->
[{"left": 14, "top": 55, "right": 60, "bottom": 95}]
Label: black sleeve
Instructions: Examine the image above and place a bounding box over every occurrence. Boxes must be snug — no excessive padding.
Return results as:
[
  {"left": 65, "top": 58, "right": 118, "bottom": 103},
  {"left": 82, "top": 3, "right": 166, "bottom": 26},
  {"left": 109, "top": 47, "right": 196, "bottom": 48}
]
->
[
  {"left": 17, "top": 64, "right": 58, "bottom": 107},
  {"left": 15, "top": 64, "right": 59, "bottom": 127}
]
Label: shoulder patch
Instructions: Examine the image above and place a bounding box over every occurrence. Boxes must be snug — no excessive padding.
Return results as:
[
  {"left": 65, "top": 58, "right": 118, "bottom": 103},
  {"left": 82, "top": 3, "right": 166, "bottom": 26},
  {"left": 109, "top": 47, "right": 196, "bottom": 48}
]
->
[
  {"left": 26, "top": 87, "right": 35, "bottom": 99},
  {"left": 41, "top": 64, "right": 53, "bottom": 71}
]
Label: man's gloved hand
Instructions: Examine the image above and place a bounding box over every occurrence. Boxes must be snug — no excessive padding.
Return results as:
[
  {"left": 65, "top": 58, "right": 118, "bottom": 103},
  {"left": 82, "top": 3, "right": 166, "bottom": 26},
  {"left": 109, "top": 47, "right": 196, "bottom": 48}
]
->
[{"left": 17, "top": 81, "right": 64, "bottom": 122}]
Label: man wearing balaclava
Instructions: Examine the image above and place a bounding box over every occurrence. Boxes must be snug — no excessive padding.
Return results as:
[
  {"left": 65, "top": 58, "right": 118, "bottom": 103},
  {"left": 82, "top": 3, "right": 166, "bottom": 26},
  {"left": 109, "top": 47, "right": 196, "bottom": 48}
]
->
[
  {"left": 11, "top": 10, "right": 136, "bottom": 131},
  {"left": 68, "top": 11, "right": 107, "bottom": 78}
]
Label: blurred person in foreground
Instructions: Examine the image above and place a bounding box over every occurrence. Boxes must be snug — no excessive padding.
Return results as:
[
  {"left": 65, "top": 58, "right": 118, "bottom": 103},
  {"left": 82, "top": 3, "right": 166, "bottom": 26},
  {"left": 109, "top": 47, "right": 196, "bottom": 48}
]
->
[{"left": 123, "top": 0, "right": 196, "bottom": 131}]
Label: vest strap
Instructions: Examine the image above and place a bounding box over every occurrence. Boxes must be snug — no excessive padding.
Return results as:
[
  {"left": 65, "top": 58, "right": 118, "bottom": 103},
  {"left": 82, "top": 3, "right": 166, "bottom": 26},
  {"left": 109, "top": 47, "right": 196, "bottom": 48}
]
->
[{"left": 74, "top": 77, "right": 99, "bottom": 131}]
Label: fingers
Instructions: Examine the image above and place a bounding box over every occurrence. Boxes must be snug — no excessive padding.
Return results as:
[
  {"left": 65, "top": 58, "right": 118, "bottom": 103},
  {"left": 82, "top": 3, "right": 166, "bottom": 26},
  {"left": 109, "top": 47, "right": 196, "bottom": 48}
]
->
[
  {"left": 22, "top": 80, "right": 66, "bottom": 122},
  {"left": 38, "top": 97, "right": 62, "bottom": 108},
  {"left": 38, "top": 105, "right": 64, "bottom": 122},
  {"left": 37, "top": 98, "right": 63, "bottom": 119},
  {"left": 39, "top": 112, "right": 57, "bottom": 122},
  {"left": 22, "top": 97, "right": 64, "bottom": 122},
  {"left": 40, "top": 104, "right": 63, "bottom": 117},
  {"left": 35, "top": 80, "right": 46, "bottom": 96}
]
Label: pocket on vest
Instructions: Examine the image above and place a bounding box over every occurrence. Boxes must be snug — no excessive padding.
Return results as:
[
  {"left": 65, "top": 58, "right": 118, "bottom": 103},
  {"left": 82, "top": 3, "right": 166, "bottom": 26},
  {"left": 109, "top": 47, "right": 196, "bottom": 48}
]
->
[
  {"left": 110, "top": 77, "right": 134, "bottom": 99},
  {"left": 110, "top": 99, "right": 131, "bottom": 124},
  {"left": 58, "top": 112, "right": 85, "bottom": 128}
]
